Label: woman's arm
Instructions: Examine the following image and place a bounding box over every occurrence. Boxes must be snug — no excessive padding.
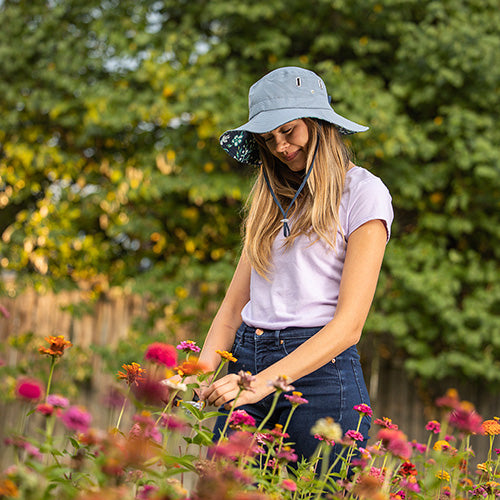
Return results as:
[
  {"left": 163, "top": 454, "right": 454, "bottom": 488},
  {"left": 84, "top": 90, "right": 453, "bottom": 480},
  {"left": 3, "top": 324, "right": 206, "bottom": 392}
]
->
[
  {"left": 201, "top": 219, "right": 388, "bottom": 408},
  {"left": 197, "top": 253, "right": 251, "bottom": 374}
]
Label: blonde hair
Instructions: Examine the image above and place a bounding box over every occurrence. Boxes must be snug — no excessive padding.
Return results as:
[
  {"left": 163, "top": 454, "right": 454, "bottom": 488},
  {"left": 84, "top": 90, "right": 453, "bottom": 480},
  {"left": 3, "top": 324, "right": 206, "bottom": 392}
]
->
[{"left": 243, "top": 119, "right": 351, "bottom": 278}]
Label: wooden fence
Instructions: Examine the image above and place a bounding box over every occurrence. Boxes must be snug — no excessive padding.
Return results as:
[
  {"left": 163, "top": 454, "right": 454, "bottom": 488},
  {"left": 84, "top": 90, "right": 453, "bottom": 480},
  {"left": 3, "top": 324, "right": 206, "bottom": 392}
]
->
[{"left": 1, "top": 286, "right": 499, "bottom": 468}]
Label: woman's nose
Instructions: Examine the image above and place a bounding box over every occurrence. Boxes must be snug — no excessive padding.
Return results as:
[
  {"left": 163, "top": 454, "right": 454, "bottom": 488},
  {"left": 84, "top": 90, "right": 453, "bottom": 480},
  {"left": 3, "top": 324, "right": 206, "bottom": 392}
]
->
[{"left": 275, "top": 136, "right": 289, "bottom": 153}]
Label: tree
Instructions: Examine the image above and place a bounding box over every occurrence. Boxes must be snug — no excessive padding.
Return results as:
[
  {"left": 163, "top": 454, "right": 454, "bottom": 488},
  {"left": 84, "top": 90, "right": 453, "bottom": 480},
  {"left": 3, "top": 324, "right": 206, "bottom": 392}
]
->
[{"left": 1, "top": 0, "right": 499, "bottom": 381}]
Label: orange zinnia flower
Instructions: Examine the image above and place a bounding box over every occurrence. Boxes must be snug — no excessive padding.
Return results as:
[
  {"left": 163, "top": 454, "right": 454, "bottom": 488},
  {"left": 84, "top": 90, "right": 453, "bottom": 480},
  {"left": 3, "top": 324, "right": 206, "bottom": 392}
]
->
[
  {"left": 38, "top": 335, "right": 72, "bottom": 357},
  {"left": 175, "top": 357, "right": 208, "bottom": 377},
  {"left": 117, "top": 362, "right": 146, "bottom": 386},
  {"left": 216, "top": 350, "right": 237, "bottom": 362},
  {"left": 482, "top": 419, "right": 500, "bottom": 436}
]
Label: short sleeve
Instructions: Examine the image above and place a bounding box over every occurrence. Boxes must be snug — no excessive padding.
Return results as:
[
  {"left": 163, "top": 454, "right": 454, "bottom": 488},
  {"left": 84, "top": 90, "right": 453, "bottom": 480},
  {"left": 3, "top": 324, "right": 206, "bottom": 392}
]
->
[{"left": 346, "top": 175, "right": 394, "bottom": 242}]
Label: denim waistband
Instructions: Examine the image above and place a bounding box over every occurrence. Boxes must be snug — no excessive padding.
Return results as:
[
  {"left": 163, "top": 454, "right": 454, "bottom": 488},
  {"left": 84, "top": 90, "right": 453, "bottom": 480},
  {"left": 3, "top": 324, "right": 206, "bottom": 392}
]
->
[
  {"left": 236, "top": 322, "right": 322, "bottom": 341},
  {"left": 235, "top": 322, "right": 359, "bottom": 358}
]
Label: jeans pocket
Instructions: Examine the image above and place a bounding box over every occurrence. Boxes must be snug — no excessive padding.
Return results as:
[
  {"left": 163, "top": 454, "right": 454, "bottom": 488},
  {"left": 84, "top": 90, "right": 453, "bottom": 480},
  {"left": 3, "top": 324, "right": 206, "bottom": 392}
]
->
[{"left": 282, "top": 337, "right": 311, "bottom": 356}]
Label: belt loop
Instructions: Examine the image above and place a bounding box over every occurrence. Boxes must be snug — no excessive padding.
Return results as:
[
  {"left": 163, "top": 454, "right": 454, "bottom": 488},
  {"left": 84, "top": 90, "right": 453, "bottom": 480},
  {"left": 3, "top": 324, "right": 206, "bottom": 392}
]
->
[{"left": 274, "top": 330, "right": 281, "bottom": 346}]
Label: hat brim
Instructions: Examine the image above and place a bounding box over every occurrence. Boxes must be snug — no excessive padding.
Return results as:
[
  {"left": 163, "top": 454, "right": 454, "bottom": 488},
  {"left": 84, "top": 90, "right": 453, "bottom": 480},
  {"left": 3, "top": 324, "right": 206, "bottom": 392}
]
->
[{"left": 219, "top": 108, "right": 368, "bottom": 165}]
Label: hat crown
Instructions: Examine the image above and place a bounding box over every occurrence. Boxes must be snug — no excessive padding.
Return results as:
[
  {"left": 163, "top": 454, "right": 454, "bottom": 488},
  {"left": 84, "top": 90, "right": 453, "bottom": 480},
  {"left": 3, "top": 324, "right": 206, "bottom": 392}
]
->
[{"left": 248, "top": 67, "right": 330, "bottom": 120}]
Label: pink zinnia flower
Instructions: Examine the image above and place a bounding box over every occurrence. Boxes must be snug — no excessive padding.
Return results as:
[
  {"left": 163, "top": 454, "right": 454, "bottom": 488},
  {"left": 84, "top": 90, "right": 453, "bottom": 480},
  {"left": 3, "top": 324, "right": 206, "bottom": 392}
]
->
[
  {"left": 137, "top": 484, "right": 159, "bottom": 500},
  {"left": 277, "top": 446, "right": 298, "bottom": 462},
  {"left": 16, "top": 378, "right": 43, "bottom": 401},
  {"left": 0, "top": 304, "right": 10, "bottom": 318},
  {"left": 268, "top": 374, "right": 294, "bottom": 392},
  {"left": 237, "top": 370, "right": 256, "bottom": 392},
  {"left": 377, "top": 428, "right": 412, "bottom": 459},
  {"left": 448, "top": 405, "right": 483, "bottom": 434},
  {"left": 211, "top": 431, "right": 255, "bottom": 458},
  {"left": 132, "top": 376, "right": 170, "bottom": 406},
  {"left": 345, "top": 429, "right": 364, "bottom": 441},
  {"left": 159, "top": 414, "right": 189, "bottom": 432},
  {"left": 354, "top": 403, "right": 373, "bottom": 417},
  {"left": 281, "top": 479, "right": 297, "bottom": 491},
  {"left": 411, "top": 441, "right": 427, "bottom": 453},
  {"left": 176, "top": 340, "right": 201, "bottom": 353},
  {"left": 144, "top": 342, "right": 178, "bottom": 367},
  {"left": 5, "top": 438, "right": 43, "bottom": 461},
  {"left": 400, "top": 478, "right": 421, "bottom": 493},
  {"left": 284, "top": 391, "right": 309, "bottom": 406},
  {"left": 60, "top": 406, "right": 92, "bottom": 433},
  {"left": 229, "top": 409, "right": 256, "bottom": 427},
  {"left": 435, "top": 389, "right": 460, "bottom": 410},
  {"left": 47, "top": 394, "right": 69, "bottom": 409},
  {"left": 374, "top": 417, "right": 398, "bottom": 429},
  {"left": 425, "top": 420, "right": 441, "bottom": 434},
  {"left": 131, "top": 412, "right": 162, "bottom": 443},
  {"left": 314, "top": 434, "right": 335, "bottom": 446}
]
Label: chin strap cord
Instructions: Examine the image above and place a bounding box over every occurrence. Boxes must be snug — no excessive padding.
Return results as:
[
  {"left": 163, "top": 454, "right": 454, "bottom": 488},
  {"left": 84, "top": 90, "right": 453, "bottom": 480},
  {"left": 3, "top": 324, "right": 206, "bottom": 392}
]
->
[{"left": 262, "top": 132, "right": 320, "bottom": 237}]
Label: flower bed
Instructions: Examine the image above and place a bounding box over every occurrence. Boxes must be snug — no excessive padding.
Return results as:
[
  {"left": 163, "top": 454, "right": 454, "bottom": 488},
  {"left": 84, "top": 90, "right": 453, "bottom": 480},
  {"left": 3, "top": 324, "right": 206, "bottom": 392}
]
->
[{"left": 1, "top": 337, "right": 499, "bottom": 499}]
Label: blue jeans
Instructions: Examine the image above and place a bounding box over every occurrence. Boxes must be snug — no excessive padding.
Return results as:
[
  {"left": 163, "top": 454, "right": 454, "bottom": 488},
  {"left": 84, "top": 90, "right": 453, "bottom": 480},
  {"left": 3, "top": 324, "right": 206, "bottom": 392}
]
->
[{"left": 212, "top": 322, "right": 371, "bottom": 470}]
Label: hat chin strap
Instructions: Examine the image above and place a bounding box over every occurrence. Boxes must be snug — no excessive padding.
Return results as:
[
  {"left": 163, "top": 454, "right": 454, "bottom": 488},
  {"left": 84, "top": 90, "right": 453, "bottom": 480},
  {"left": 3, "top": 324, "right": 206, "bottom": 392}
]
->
[{"left": 262, "top": 132, "right": 320, "bottom": 238}]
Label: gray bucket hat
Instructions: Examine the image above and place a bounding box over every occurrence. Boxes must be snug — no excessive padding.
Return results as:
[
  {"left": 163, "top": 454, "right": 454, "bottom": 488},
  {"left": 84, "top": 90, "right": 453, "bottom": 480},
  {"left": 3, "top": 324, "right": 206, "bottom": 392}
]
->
[{"left": 219, "top": 66, "right": 368, "bottom": 165}]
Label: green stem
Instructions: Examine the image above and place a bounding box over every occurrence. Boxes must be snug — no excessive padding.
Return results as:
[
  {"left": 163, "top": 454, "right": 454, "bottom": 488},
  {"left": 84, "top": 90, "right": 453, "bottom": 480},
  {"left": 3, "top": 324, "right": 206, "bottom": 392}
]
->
[
  {"left": 314, "top": 443, "right": 332, "bottom": 500},
  {"left": 45, "top": 356, "right": 56, "bottom": 401},
  {"left": 155, "top": 389, "right": 180, "bottom": 426},
  {"left": 207, "top": 360, "right": 227, "bottom": 389},
  {"left": 257, "top": 390, "right": 281, "bottom": 432},
  {"left": 217, "top": 387, "right": 243, "bottom": 444},
  {"left": 115, "top": 386, "right": 131, "bottom": 431}
]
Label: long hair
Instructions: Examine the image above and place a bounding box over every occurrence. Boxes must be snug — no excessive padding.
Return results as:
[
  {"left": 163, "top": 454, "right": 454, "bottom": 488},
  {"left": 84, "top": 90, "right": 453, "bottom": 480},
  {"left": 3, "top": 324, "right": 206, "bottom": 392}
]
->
[{"left": 243, "top": 118, "right": 351, "bottom": 278}]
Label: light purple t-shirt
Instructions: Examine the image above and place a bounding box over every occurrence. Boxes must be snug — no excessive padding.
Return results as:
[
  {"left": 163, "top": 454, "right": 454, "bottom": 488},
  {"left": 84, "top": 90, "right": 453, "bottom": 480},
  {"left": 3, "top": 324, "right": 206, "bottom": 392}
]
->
[{"left": 241, "top": 166, "right": 394, "bottom": 330}]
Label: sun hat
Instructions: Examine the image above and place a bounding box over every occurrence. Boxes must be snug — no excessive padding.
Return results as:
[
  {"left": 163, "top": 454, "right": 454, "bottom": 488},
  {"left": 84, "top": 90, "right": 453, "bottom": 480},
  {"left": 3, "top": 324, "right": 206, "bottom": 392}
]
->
[{"left": 219, "top": 66, "right": 368, "bottom": 165}]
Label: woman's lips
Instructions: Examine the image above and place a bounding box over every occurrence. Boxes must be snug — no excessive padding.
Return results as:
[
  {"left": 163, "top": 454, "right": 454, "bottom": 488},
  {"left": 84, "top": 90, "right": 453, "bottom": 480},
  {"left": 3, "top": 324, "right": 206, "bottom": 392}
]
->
[{"left": 284, "top": 150, "right": 300, "bottom": 162}]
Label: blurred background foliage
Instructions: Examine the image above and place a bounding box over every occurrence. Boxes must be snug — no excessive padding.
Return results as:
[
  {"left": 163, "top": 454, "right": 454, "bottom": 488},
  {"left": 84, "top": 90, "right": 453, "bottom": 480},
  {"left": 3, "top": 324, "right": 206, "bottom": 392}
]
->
[{"left": 0, "top": 0, "right": 499, "bottom": 383}]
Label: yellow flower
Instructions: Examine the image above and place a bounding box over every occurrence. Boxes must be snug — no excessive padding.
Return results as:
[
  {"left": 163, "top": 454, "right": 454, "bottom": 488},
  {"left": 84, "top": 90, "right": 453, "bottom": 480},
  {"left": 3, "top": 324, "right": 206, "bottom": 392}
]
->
[
  {"left": 435, "top": 470, "right": 450, "bottom": 481},
  {"left": 477, "top": 462, "right": 492, "bottom": 473},
  {"left": 482, "top": 419, "right": 500, "bottom": 436},
  {"left": 216, "top": 350, "right": 237, "bottom": 363},
  {"left": 433, "top": 440, "right": 450, "bottom": 451}
]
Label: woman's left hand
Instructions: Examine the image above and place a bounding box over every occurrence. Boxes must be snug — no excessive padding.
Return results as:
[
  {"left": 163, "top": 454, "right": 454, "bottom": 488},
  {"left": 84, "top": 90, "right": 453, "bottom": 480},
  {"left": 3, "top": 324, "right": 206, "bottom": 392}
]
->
[{"left": 200, "top": 373, "right": 270, "bottom": 410}]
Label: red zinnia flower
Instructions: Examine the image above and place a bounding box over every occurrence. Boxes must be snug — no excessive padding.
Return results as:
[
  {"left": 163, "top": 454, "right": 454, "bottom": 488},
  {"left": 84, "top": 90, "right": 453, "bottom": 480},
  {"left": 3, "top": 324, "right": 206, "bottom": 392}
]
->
[
  {"left": 16, "top": 378, "right": 43, "bottom": 401},
  {"left": 36, "top": 403, "right": 55, "bottom": 416},
  {"left": 144, "top": 342, "right": 177, "bottom": 367},
  {"left": 399, "top": 460, "right": 418, "bottom": 477}
]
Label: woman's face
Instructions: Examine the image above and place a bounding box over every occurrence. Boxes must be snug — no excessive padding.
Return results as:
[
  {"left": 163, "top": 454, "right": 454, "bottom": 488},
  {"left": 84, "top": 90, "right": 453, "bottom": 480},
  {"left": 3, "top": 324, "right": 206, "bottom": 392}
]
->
[{"left": 260, "top": 119, "right": 310, "bottom": 172}]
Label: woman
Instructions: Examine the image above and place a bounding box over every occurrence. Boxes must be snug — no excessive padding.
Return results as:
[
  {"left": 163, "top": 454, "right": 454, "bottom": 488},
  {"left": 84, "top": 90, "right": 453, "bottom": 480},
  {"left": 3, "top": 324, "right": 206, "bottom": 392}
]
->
[{"left": 198, "top": 66, "right": 393, "bottom": 465}]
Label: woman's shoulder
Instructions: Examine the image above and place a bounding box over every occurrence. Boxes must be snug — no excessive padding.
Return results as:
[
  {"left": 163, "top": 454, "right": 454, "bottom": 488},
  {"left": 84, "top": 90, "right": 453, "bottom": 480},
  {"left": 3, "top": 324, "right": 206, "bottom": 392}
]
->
[{"left": 344, "top": 165, "right": 391, "bottom": 199}]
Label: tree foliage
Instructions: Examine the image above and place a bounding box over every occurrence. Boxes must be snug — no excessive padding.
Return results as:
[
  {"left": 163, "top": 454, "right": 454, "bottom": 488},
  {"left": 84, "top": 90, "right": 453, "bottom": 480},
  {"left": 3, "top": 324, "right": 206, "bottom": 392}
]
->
[{"left": 1, "top": 0, "right": 499, "bottom": 382}]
